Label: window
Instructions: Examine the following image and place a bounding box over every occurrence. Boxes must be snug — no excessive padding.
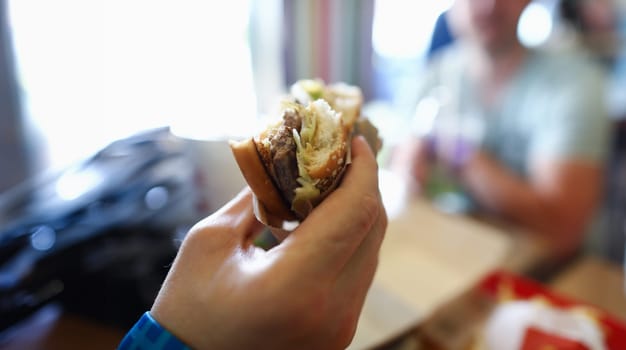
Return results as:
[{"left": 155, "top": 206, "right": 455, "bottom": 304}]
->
[
  {"left": 9, "top": 1, "right": 264, "bottom": 171},
  {"left": 371, "top": 0, "right": 453, "bottom": 116}
]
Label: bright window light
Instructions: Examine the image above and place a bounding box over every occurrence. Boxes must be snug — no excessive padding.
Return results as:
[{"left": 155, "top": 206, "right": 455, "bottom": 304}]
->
[
  {"left": 518, "top": 1, "right": 554, "bottom": 48},
  {"left": 372, "top": 0, "right": 454, "bottom": 59},
  {"left": 9, "top": 0, "right": 257, "bottom": 170}
]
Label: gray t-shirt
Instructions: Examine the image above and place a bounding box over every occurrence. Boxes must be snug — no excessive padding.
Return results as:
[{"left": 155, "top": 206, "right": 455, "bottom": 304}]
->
[
  {"left": 412, "top": 44, "right": 613, "bottom": 250},
  {"left": 414, "top": 44, "right": 611, "bottom": 177}
]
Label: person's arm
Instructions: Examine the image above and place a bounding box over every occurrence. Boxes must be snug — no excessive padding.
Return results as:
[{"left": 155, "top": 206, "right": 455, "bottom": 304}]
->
[
  {"left": 120, "top": 136, "right": 387, "bottom": 350},
  {"left": 460, "top": 151, "right": 604, "bottom": 258}
]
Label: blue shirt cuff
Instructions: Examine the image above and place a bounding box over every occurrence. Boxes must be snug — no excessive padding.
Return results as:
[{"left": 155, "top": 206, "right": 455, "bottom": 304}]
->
[{"left": 118, "top": 311, "right": 190, "bottom": 350}]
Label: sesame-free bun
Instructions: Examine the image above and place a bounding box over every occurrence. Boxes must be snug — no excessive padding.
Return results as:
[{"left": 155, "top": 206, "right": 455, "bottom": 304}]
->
[{"left": 229, "top": 138, "right": 296, "bottom": 222}]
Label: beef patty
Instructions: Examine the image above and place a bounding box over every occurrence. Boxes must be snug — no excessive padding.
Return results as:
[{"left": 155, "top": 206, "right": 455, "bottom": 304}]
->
[{"left": 268, "top": 108, "right": 302, "bottom": 204}]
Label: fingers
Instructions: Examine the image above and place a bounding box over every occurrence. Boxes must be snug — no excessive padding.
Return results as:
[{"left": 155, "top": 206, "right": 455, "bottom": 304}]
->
[
  {"left": 334, "top": 203, "right": 387, "bottom": 311},
  {"left": 275, "top": 136, "right": 385, "bottom": 280}
]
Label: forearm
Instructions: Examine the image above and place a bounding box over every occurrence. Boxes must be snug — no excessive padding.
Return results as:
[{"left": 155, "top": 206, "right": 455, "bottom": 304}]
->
[
  {"left": 462, "top": 154, "right": 553, "bottom": 231},
  {"left": 460, "top": 152, "right": 599, "bottom": 255}
]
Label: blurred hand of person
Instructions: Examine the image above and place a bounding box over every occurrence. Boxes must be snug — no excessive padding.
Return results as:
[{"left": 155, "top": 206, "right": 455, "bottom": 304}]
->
[{"left": 150, "top": 136, "right": 387, "bottom": 350}]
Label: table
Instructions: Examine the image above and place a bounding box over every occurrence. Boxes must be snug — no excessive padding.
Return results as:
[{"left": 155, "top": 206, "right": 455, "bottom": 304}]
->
[
  {"left": 348, "top": 182, "right": 522, "bottom": 349},
  {"left": 550, "top": 255, "right": 626, "bottom": 320},
  {"left": 0, "top": 305, "right": 125, "bottom": 350},
  {"left": 389, "top": 255, "right": 626, "bottom": 350},
  {"left": 347, "top": 169, "right": 557, "bottom": 349}
]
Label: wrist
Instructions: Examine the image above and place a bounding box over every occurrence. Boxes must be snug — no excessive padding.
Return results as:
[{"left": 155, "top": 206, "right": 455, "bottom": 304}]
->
[{"left": 118, "top": 312, "right": 190, "bottom": 350}]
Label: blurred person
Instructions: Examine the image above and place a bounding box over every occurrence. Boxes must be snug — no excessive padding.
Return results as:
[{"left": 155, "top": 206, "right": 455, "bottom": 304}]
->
[
  {"left": 391, "top": 0, "right": 611, "bottom": 260},
  {"left": 119, "top": 137, "right": 388, "bottom": 350}
]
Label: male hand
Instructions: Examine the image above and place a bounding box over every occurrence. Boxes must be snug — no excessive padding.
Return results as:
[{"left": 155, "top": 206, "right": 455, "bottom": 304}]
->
[{"left": 150, "top": 136, "right": 387, "bottom": 350}]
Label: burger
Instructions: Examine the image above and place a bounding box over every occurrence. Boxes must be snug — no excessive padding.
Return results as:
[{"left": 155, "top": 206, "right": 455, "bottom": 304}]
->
[{"left": 229, "top": 79, "right": 380, "bottom": 227}]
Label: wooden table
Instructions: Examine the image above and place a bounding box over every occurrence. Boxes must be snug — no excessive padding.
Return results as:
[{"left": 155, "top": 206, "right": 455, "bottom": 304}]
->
[
  {"left": 347, "top": 170, "right": 555, "bottom": 349},
  {"left": 348, "top": 176, "right": 525, "bottom": 349},
  {"left": 386, "top": 254, "right": 626, "bottom": 350},
  {"left": 0, "top": 305, "right": 125, "bottom": 350},
  {"left": 349, "top": 171, "right": 626, "bottom": 349},
  {"left": 550, "top": 255, "right": 626, "bottom": 321}
]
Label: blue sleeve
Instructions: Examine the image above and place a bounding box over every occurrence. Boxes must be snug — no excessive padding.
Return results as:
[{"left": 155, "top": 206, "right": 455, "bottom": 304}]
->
[{"left": 118, "top": 312, "right": 190, "bottom": 350}]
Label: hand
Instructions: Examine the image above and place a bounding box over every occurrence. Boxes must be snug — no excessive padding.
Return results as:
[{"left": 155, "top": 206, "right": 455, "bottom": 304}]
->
[{"left": 150, "top": 136, "right": 387, "bottom": 350}]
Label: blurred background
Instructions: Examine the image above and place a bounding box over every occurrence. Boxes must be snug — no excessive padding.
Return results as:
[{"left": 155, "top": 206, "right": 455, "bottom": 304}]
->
[
  {"left": 2, "top": 0, "right": 625, "bottom": 194},
  {"left": 1, "top": 0, "right": 626, "bottom": 346},
  {"left": 4, "top": 0, "right": 622, "bottom": 181}
]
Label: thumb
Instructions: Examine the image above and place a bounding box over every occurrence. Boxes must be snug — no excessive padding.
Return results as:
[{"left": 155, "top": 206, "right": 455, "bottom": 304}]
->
[{"left": 275, "top": 136, "right": 382, "bottom": 280}]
